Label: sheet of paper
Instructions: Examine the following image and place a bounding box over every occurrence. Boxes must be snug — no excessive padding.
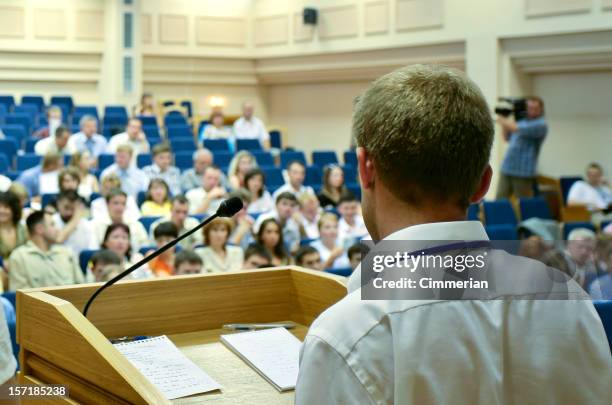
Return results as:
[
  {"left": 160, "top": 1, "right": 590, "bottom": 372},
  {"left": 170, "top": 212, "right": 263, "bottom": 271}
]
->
[
  {"left": 220, "top": 327, "right": 300, "bottom": 391},
  {"left": 114, "top": 335, "right": 221, "bottom": 400}
]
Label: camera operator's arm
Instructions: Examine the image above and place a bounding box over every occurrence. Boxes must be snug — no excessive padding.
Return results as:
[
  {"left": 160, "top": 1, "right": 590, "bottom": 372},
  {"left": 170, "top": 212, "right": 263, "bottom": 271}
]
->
[
  {"left": 515, "top": 119, "right": 548, "bottom": 140},
  {"left": 496, "top": 115, "right": 518, "bottom": 141}
]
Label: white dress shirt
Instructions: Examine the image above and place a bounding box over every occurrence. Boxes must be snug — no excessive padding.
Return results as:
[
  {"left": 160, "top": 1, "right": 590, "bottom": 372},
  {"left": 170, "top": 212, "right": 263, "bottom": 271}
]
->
[
  {"left": 90, "top": 195, "right": 141, "bottom": 223},
  {"left": 296, "top": 221, "right": 612, "bottom": 405},
  {"left": 567, "top": 180, "right": 612, "bottom": 211},
  {"left": 34, "top": 137, "right": 76, "bottom": 156},
  {"left": 337, "top": 215, "right": 369, "bottom": 247},
  {"left": 272, "top": 183, "right": 315, "bottom": 201},
  {"left": 52, "top": 213, "right": 99, "bottom": 257},
  {"left": 233, "top": 116, "right": 270, "bottom": 144},
  {"left": 310, "top": 239, "right": 351, "bottom": 269},
  {"left": 106, "top": 132, "right": 150, "bottom": 166},
  {"left": 185, "top": 187, "right": 225, "bottom": 215}
]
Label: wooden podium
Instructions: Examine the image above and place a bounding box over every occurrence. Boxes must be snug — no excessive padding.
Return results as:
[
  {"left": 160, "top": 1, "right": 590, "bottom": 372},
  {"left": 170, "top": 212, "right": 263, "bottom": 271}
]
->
[{"left": 16, "top": 267, "right": 347, "bottom": 404}]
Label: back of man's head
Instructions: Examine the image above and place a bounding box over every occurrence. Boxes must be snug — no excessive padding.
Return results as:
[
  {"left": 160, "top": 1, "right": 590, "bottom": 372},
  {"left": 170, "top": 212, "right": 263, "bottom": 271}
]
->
[
  {"left": 26, "top": 210, "right": 46, "bottom": 235},
  {"left": 353, "top": 64, "right": 493, "bottom": 209}
]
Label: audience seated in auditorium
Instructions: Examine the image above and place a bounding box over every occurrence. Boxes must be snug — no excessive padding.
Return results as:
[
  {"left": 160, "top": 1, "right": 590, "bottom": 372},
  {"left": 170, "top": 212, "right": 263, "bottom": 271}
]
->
[
  {"left": 89, "top": 249, "right": 121, "bottom": 282},
  {"left": 180, "top": 149, "right": 213, "bottom": 192},
  {"left": 273, "top": 160, "right": 314, "bottom": 201},
  {"left": 233, "top": 101, "right": 270, "bottom": 150},
  {"left": 35, "top": 125, "right": 75, "bottom": 156},
  {"left": 295, "top": 245, "right": 323, "bottom": 271},
  {"left": 90, "top": 173, "right": 140, "bottom": 222},
  {"left": 228, "top": 151, "right": 257, "bottom": 190},
  {"left": 567, "top": 162, "right": 612, "bottom": 225},
  {"left": 149, "top": 195, "right": 202, "bottom": 250},
  {"left": 254, "top": 192, "right": 301, "bottom": 253},
  {"left": 106, "top": 118, "right": 150, "bottom": 165},
  {"left": 310, "top": 212, "right": 351, "bottom": 270},
  {"left": 33, "top": 105, "right": 63, "bottom": 139},
  {"left": 226, "top": 189, "right": 255, "bottom": 250},
  {"left": 244, "top": 168, "right": 274, "bottom": 214},
  {"left": 174, "top": 250, "right": 203, "bottom": 275},
  {"left": 298, "top": 193, "right": 321, "bottom": 240},
  {"left": 16, "top": 152, "right": 63, "bottom": 199},
  {"left": 195, "top": 217, "right": 243, "bottom": 273},
  {"left": 0, "top": 191, "right": 27, "bottom": 260},
  {"left": 588, "top": 236, "right": 612, "bottom": 299},
  {"left": 9, "top": 210, "right": 85, "bottom": 290},
  {"left": 543, "top": 228, "right": 599, "bottom": 288},
  {"left": 68, "top": 115, "right": 107, "bottom": 160},
  {"left": 242, "top": 243, "right": 272, "bottom": 269},
  {"left": 53, "top": 191, "right": 98, "bottom": 257},
  {"left": 91, "top": 189, "right": 148, "bottom": 250},
  {"left": 347, "top": 243, "right": 362, "bottom": 270},
  {"left": 337, "top": 192, "right": 368, "bottom": 247},
  {"left": 186, "top": 165, "right": 226, "bottom": 215},
  {"left": 200, "top": 111, "right": 232, "bottom": 141},
  {"left": 143, "top": 143, "right": 181, "bottom": 196},
  {"left": 317, "top": 165, "right": 348, "bottom": 209},
  {"left": 256, "top": 218, "right": 291, "bottom": 266},
  {"left": 147, "top": 221, "right": 178, "bottom": 277},
  {"left": 101, "top": 144, "right": 148, "bottom": 199},
  {"left": 518, "top": 235, "right": 551, "bottom": 261},
  {"left": 69, "top": 151, "right": 100, "bottom": 200},
  {"left": 101, "top": 223, "right": 151, "bottom": 279},
  {"left": 141, "top": 179, "right": 172, "bottom": 216}
]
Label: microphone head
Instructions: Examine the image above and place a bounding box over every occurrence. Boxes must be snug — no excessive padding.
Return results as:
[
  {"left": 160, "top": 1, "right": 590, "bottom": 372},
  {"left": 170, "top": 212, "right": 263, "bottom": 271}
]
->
[{"left": 216, "top": 197, "right": 243, "bottom": 217}]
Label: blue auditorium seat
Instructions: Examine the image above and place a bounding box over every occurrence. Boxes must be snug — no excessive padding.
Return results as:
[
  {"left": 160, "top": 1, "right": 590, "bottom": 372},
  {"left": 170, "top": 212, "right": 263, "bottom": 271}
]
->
[
  {"left": 170, "top": 137, "right": 196, "bottom": 152},
  {"left": 21, "top": 95, "right": 45, "bottom": 111},
  {"left": 204, "top": 139, "right": 230, "bottom": 151},
  {"left": 25, "top": 137, "right": 38, "bottom": 153},
  {"left": 14, "top": 104, "right": 39, "bottom": 118},
  {"left": 343, "top": 150, "right": 357, "bottom": 166},
  {"left": 467, "top": 203, "right": 480, "bottom": 221},
  {"left": 300, "top": 238, "right": 318, "bottom": 246},
  {"left": 236, "top": 139, "right": 262, "bottom": 151},
  {"left": 79, "top": 249, "right": 99, "bottom": 273},
  {"left": 483, "top": 200, "right": 517, "bottom": 226},
  {"left": 563, "top": 221, "right": 596, "bottom": 240},
  {"left": 485, "top": 224, "right": 517, "bottom": 240},
  {"left": 17, "top": 154, "right": 41, "bottom": 171},
  {"left": 164, "top": 113, "right": 187, "bottom": 126},
  {"left": 104, "top": 105, "right": 128, "bottom": 118},
  {"left": 519, "top": 197, "right": 553, "bottom": 221},
  {"left": 143, "top": 125, "right": 160, "bottom": 139},
  {"left": 0, "top": 155, "right": 9, "bottom": 174},
  {"left": 0, "top": 104, "right": 6, "bottom": 123},
  {"left": 593, "top": 300, "right": 612, "bottom": 351},
  {"left": 280, "top": 150, "right": 306, "bottom": 168},
  {"left": 41, "top": 193, "right": 58, "bottom": 208},
  {"left": 137, "top": 153, "right": 152, "bottom": 168},
  {"left": 213, "top": 151, "right": 233, "bottom": 168},
  {"left": 50, "top": 96, "right": 74, "bottom": 112},
  {"left": 180, "top": 101, "right": 193, "bottom": 118},
  {"left": 325, "top": 267, "right": 353, "bottom": 277},
  {"left": 312, "top": 150, "right": 339, "bottom": 168},
  {"left": 137, "top": 115, "right": 157, "bottom": 127},
  {"left": 147, "top": 137, "right": 163, "bottom": 148},
  {"left": 175, "top": 151, "right": 193, "bottom": 171},
  {"left": 342, "top": 164, "right": 357, "bottom": 184},
  {"left": 269, "top": 130, "right": 282, "bottom": 149},
  {"left": 304, "top": 165, "right": 321, "bottom": 187},
  {"left": 103, "top": 114, "right": 128, "bottom": 132},
  {"left": 167, "top": 124, "right": 192, "bottom": 139},
  {"left": 262, "top": 167, "right": 284, "bottom": 188},
  {"left": 0, "top": 138, "right": 18, "bottom": 164},
  {"left": 6, "top": 113, "right": 32, "bottom": 135},
  {"left": 346, "top": 183, "right": 361, "bottom": 200},
  {"left": 601, "top": 220, "right": 611, "bottom": 232},
  {"left": 98, "top": 154, "right": 115, "bottom": 170},
  {"left": 1, "top": 125, "right": 27, "bottom": 148},
  {"left": 559, "top": 176, "right": 582, "bottom": 205},
  {"left": 74, "top": 105, "right": 98, "bottom": 118},
  {"left": 139, "top": 245, "right": 157, "bottom": 256},
  {"left": 139, "top": 216, "right": 162, "bottom": 233},
  {"left": 0, "top": 95, "right": 15, "bottom": 110},
  {"left": 252, "top": 151, "right": 275, "bottom": 167}
]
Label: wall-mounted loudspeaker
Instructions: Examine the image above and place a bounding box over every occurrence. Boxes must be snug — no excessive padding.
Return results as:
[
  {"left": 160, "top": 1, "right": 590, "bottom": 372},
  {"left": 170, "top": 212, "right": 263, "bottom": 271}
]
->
[{"left": 303, "top": 8, "right": 318, "bottom": 25}]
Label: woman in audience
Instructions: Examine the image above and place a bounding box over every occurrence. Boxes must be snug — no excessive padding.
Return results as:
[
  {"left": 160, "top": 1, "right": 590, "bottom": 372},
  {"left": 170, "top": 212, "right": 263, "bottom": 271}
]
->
[
  {"left": 69, "top": 151, "right": 99, "bottom": 200},
  {"left": 0, "top": 191, "right": 27, "bottom": 259},
  {"left": 140, "top": 178, "right": 172, "bottom": 216},
  {"left": 227, "top": 151, "right": 257, "bottom": 191},
  {"left": 310, "top": 212, "right": 350, "bottom": 270},
  {"left": 136, "top": 92, "right": 158, "bottom": 116},
  {"left": 91, "top": 174, "right": 140, "bottom": 221},
  {"left": 195, "top": 217, "right": 243, "bottom": 273},
  {"left": 244, "top": 168, "right": 274, "bottom": 214},
  {"left": 317, "top": 165, "right": 348, "bottom": 209},
  {"left": 200, "top": 111, "right": 232, "bottom": 142},
  {"left": 8, "top": 183, "right": 32, "bottom": 220},
  {"left": 101, "top": 223, "right": 151, "bottom": 279},
  {"left": 256, "top": 218, "right": 290, "bottom": 266}
]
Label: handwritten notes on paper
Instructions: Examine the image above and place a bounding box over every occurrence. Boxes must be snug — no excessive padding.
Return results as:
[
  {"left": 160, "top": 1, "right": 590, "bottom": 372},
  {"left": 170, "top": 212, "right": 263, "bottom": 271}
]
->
[
  {"left": 114, "top": 335, "right": 221, "bottom": 400},
  {"left": 220, "top": 328, "right": 301, "bottom": 391}
]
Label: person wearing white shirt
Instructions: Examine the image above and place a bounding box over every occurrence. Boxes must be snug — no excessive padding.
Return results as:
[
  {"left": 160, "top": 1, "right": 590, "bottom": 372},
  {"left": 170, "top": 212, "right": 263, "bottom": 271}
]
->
[
  {"left": 295, "top": 65, "right": 611, "bottom": 405},
  {"left": 272, "top": 160, "right": 315, "bottom": 201},
  {"left": 310, "top": 212, "right": 350, "bottom": 269},
  {"left": 67, "top": 115, "right": 108, "bottom": 159},
  {"left": 232, "top": 102, "right": 270, "bottom": 149},
  {"left": 298, "top": 193, "right": 321, "bottom": 240},
  {"left": 186, "top": 165, "right": 227, "bottom": 215},
  {"left": 253, "top": 192, "right": 301, "bottom": 253},
  {"left": 53, "top": 191, "right": 98, "bottom": 257},
  {"left": 106, "top": 118, "right": 150, "bottom": 166},
  {"left": 100, "top": 144, "right": 149, "bottom": 199},
  {"left": 337, "top": 192, "right": 369, "bottom": 247},
  {"left": 244, "top": 168, "right": 274, "bottom": 214},
  {"left": 567, "top": 162, "right": 612, "bottom": 225},
  {"left": 34, "top": 126, "right": 76, "bottom": 156},
  {"left": 199, "top": 111, "right": 233, "bottom": 142}
]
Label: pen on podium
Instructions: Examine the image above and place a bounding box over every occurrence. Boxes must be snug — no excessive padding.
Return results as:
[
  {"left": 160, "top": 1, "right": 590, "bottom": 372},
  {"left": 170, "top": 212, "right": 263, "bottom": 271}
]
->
[{"left": 223, "top": 323, "right": 296, "bottom": 331}]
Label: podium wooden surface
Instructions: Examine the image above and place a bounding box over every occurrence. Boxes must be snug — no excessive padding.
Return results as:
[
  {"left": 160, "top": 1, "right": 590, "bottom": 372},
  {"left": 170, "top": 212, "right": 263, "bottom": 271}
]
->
[{"left": 16, "top": 267, "right": 347, "bottom": 404}]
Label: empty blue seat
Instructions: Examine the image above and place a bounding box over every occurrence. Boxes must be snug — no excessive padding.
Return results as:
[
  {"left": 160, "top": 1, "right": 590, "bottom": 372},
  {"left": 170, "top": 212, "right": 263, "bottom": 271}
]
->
[
  {"left": 485, "top": 224, "right": 517, "bottom": 240},
  {"left": 103, "top": 114, "right": 128, "bottom": 131},
  {"left": 180, "top": 101, "right": 193, "bottom": 118},
  {"left": 269, "top": 130, "right": 282, "bottom": 149},
  {"left": 305, "top": 165, "right": 321, "bottom": 187},
  {"left": 346, "top": 183, "right": 361, "bottom": 200},
  {"left": 213, "top": 151, "right": 232, "bottom": 168},
  {"left": 343, "top": 150, "right": 357, "bottom": 166},
  {"left": 204, "top": 139, "right": 230, "bottom": 151},
  {"left": 325, "top": 267, "right": 353, "bottom": 277},
  {"left": 41, "top": 193, "right": 58, "bottom": 208},
  {"left": 167, "top": 124, "right": 192, "bottom": 139},
  {"left": 98, "top": 154, "right": 115, "bottom": 170},
  {"left": 137, "top": 115, "right": 157, "bottom": 127},
  {"left": 563, "top": 222, "right": 596, "bottom": 240},
  {"left": 280, "top": 150, "right": 306, "bottom": 168},
  {"left": 6, "top": 113, "right": 32, "bottom": 135},
  {"left": 24, "top": 137, "right": 38, "bottom": 153},
  {"left": 104, "top": 105, "right": 128, "bottom": 118},
  {"left": 0, "top": 155, "right": 9, "bottom": 173},
  {"left": 14, "top": 104, "right": 39, "bottom": 118},
  {"left": 79, "top": 249, "right": 99, "bottom": 273},
  {"left": 147, "top": 137, "right": 163, "bottom": 148},
  {"left": 467, "top": 203, "right": 480, "bottom": 221},
  {"left": 1, "top": 125, "right": 27, "bottom": 148},
  {"left": 175, "top": 151, "right": 193, "bottom": 171},
  {"left": 559, "top": 176, "right": 582, "bottom": 205},
  {"left": 252, "top": 151, "right": 274, "bottom": 167},
  {"left": 142, "top": 125, "right": 160, "bottom": 139},
  {"left": 21, "top": 95, "right": 45, "bottom": 111},
  {"left": 50, "top": 96, "right": 73, "bottom": 112},
  {"left": 139, "top": 216, "right": 162, "bottom": 233},
  {"left": 593, "top": 300, "right": 612, "bottom": 351},
  {"left": 0, "top": 95, "right": 15, "bottom": 110},
  {"left": 312, "top": 150, "right": 339, "bottom": 168},
  {"left": 236, "top": 139, "right": 262, "bottom": 151},
  {"left": 17, "top": 154, "right": 41, "bottom": 171},
  {"left": 342, "top": 164, "right": 357, "bottom": 184},
  {"left": 483, "top": 200, "right": 517, "bottom": 226},
  {"left": 170, "top": 137, "right": 195, "bottom": 152},
  {"left": 262, "top": 167, "right": 284, "bottom": 188},
  {"left": 0, "top": 104, "right": 7, "bottom": 123},
  {"left": 137, "top": 154, "right": 152, "bottom": 168},
  {"left": 519, "top": 197, "right": 552, "bottom": 220},
  {"left": 74, "top": 105, "right": 99, "bottom": 119},
  {"left": 164, "top": 114, "right": 187, "bottom": 126},
  {"left": 0, "top": 138, "right": 18, "bottom": 164}
]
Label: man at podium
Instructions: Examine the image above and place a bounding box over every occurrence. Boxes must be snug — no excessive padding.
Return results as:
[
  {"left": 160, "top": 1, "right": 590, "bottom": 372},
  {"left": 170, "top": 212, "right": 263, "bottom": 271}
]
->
[{"left": 295, "top": 65, "right": 612, "bottom": 404}]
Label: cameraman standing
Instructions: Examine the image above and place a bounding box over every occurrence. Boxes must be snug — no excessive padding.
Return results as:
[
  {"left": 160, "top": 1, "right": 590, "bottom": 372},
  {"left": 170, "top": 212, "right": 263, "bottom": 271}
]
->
[{"left": 496, "top": 96, "right": 548, "bottom": 199}]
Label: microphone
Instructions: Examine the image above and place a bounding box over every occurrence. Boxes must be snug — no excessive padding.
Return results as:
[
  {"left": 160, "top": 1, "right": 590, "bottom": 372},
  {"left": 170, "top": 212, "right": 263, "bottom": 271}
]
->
[{"left": 82, "top": 197, "right": 243, "bottom": 317}]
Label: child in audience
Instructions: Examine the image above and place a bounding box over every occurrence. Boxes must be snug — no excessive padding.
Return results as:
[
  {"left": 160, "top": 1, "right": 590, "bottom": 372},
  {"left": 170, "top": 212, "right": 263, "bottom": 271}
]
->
[
  {"left": 141, "top": 179, "right": 172, "bottom": 216},
  {"left": 195, "top": 218, "right": 243, "bottom": 273},
  {"left": 295, "top": 245, "right": 323, "bottom": 271},
  {"left": 347, "top": 243, "right": 362, "bottom": 270},
  {"left": 89, "top": 249, "right": 122, "bottom": 282},
  {"left": 69, "top": 151, "right": 99, "bottom": 200},
  {"left": 101, "top": 223, "right": 151, "bottom": 279},
  {"left": 244, "top": 168, "right": 274, "bottom": 214},
  {"left": 337, "top": 192, "right": 368, "bottom": 247},
  {"left": 174, "top": 250, "right": 203, "bottom": 275},
  {"left": 310, "top": 213, "right": 350, "bottom": 269},
  {"left": 317, "top": 165, "right": 348, "bottom": 209},
  {"left": 243, "top": 243, "right": 273, "bottom": 269},
  {"left": 228, "top": 151, "right": 257, "bottom": 190},
  {"left": 147, "top": 221, "right": 178, "bottom": 277},
  {"left": 256, "top": 218, "right": 291, "bottom": 266}
]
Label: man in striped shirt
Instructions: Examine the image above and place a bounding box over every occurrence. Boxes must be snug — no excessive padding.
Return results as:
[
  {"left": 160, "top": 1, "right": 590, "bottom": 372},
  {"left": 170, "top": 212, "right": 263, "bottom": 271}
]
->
[{"left": 496, "top": 96, "right": 548, "bottom": 199}]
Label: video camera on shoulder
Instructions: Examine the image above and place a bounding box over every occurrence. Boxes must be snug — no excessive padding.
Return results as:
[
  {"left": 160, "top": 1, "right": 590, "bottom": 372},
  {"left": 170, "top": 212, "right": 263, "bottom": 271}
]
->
[{"left": 494, "top": 97, "right": 528, "bottom": 120}]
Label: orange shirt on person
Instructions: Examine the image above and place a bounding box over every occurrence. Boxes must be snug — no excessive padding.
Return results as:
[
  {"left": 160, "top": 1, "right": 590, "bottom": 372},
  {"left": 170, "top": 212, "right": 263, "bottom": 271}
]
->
[{"left": 149, "top": 256, "right": 174, "bottom": 277}]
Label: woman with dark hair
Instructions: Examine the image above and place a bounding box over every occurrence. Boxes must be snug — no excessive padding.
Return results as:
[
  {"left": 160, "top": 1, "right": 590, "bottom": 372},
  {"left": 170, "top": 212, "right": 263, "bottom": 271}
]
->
[
  {"left": 244, "top": 168, "right": 274, "bottom": 214},
  {"left": 317, "top": 165, "right": 349, "bottom": 209},
  {"left": 256, "top": 218, "right": 290, "bottom": 266},
  {"left": 0, "top": 191, "right": 27, "bottom": 259},
  {"left": 141, "top": 178, "right": 171, "bottom": 216},
  {"left": 101, "top": 223, "right": 151, "bottom": 279}
]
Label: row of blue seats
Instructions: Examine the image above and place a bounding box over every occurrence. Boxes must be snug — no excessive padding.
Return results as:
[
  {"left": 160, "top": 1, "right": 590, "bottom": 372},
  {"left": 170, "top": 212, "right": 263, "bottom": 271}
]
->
[
  {"left": 469, "top": 198, "right": 553, "bottom": 226},
  {"left": 481, "top": 221, "right": 608, "bottom": 241}
]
